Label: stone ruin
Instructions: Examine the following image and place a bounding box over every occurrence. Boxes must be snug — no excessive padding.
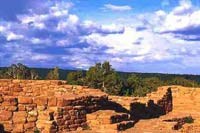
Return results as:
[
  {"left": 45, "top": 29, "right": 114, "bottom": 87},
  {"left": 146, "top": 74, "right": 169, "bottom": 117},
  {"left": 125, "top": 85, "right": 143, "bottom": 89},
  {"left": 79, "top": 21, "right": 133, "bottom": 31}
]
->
[
  {"left": 0, "top": 79, "right": 173, "bottom": 132},
  {"left": 0, "top": 79, "right": 108, "bottom": 132}
]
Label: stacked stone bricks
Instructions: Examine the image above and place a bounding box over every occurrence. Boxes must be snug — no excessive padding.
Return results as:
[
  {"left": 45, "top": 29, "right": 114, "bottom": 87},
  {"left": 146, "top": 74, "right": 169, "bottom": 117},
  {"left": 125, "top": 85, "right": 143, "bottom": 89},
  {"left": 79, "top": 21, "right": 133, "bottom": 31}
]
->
[
  {"left": 0, "top": 79, "right": 108, "bottom": 132},
  {"left": 110, "top": 87, "right": 173, "bottom": 119},
  {"left": 157, "top": 87, "right": 173, "bottom": 114}
]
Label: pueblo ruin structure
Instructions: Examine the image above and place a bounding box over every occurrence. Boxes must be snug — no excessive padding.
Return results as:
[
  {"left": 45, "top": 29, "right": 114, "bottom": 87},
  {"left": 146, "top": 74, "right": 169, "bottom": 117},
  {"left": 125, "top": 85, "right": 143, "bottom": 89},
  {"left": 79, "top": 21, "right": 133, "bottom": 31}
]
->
[{"left": 0, "top": 80, "right": 173, "bottom": 132}]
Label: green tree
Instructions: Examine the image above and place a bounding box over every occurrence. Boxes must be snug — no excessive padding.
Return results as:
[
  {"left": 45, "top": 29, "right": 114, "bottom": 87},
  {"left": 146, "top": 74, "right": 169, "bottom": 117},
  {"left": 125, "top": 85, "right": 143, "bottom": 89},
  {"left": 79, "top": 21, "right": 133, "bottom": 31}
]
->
[
  {"left": 85, "top": 61, "right": 122, "bottom": 95},
  {"left": 127, "top": 74, "right": 143, "bottom": 95},
  {"left": 133, "top": 86, "right": 150, "bottom": 97},
  {"left": 16, "top": 63, "right": 29, "bottom": 79},
  {"left": 104, "top": 72, "right": 123, "bottom": 95},
  {"left": 4, "top": 63, "right": 39, "bottom": 79},
  {"left": 143, "top": 77, "right": 163, "bottom": 92},
  {"left": 6, "top": 64, "right": 17, "bottom": 79},
  {"left": 46, "top": 67, "right": 59, "bottom": 80},
  {"left": 86, "top": 63, "right": 103, "bottom": 89},
  {"left": 125, "top": 74, "right": 151, "bottom": 97},
  {"left": 0, "top": 69, "right": 7, "bottom": 79},
  {"left": 30, "top": 70, "right": 40, "bottom": 80},
  {"left": 167, "top": 77, "right": 199, "bottom": 87},
  {"left": 67, "top": 71, "right": 85, "bottom": 85}
]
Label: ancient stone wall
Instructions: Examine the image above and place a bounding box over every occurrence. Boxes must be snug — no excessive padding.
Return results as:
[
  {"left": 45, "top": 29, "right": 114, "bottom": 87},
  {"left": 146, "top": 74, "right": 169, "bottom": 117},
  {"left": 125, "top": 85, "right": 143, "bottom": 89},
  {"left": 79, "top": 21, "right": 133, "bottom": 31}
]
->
[
  {"left": 0, "top": 80, "right": 174, "bottom": 132},
  {"left": 157, "top": 87, "right": 173, "bottom": 114},
  {"left": 0, "top": 79, "right": 108, "bottom": 132},
  {"left": 109, "top": 87, "right": 173, "bottom": 119}
]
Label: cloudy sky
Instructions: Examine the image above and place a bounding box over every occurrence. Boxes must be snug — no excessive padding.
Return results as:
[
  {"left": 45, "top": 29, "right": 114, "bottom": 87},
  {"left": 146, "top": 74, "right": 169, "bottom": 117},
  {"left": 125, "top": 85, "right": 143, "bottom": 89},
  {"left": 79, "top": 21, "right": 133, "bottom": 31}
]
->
[{"left": 0, "top": 0, "right": 200, "bottom": 74}]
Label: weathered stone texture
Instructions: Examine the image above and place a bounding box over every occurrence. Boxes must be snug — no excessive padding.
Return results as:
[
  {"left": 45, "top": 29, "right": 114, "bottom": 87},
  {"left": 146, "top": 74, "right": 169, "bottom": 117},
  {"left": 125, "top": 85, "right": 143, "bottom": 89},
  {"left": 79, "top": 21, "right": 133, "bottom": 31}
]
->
[
  {"left": 0, "top": 79, "right": 174, "bottom": 132},
  {"left": 0, "top": 79, "right": 108, "bottom": 132}
]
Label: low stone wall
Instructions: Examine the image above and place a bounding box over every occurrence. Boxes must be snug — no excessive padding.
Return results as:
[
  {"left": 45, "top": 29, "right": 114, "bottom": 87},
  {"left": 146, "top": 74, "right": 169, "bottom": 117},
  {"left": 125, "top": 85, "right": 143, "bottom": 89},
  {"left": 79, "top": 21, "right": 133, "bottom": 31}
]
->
[
  {"left": 130, "top": 87, "right": 173, "bottom": 119},
  {"left": 163, "top": 116, "right": 194, "bottom": 130},
  {"left": 109, "top": 87, "right": 173, "bottom": 119},
  {"left": 0, "top": 79, "right": 108, "bottom": 132},
  {"left": 157, "top": 87, "right": 173, "bottom": 114}
]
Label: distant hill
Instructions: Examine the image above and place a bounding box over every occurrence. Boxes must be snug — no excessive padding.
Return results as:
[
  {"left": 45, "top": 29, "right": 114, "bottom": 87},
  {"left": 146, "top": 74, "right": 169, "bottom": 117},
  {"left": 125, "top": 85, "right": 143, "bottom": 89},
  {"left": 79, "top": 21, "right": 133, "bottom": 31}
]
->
[
  {"left": 118, "top": 72, "right": 200, "bottom": 83},
  {"left": 1, "top": 67, "right": 200, "bottom": 83},
  {"left": 32, "top": 68, "right": 81, "bottom": 80}
]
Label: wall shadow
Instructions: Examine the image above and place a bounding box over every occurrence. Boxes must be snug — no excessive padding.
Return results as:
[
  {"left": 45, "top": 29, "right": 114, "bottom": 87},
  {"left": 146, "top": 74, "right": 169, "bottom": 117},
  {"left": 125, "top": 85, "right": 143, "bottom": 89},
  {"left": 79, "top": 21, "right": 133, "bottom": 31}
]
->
[
  {"left": 100, "top": 100, "right": 130, "bottom": 113},
  {"left": 100, "top": 88, "right": 172, "bottom": 121},
  {"left": 0, "top": 124, "right": 4, "bottom": 133},
  {"left": 130, "top": 100, "right": 166, "bottom": 120},
  {"left": 130, "top": 88, "right": 172, "bottom": 120}
]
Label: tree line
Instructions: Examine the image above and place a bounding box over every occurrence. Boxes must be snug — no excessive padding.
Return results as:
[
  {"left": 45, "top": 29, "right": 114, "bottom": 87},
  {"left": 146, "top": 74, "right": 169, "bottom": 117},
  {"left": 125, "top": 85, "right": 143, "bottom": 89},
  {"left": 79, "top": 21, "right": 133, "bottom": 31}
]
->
[
  {"left": 0, "top": 63, "right": 39, "bottom": 80},
  {"left": 0, "top": 62, "right": 200, "bottom": 97},
  {"left": 66, "top": 61, "right": 200, "bottom": 96},
  {"left": 0, "top": 63, "right": 59, "bottom": 80}
]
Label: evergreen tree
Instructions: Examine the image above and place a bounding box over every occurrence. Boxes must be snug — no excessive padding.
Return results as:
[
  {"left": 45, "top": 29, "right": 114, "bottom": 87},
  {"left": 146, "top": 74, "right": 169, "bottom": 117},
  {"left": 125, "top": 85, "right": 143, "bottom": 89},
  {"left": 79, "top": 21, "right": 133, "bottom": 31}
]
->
[
  {"left": 0, "top": 69, "right": 7, "bottom": 78},
  {"left": 104, "top": 72, "right": 123, "bottom": 95},
  {"left": 30, "top": 70, "right": 40, "bottom": 80},
  {"left": 46, "top": 67, "right": 59, "bottom": 80},
  {"left": 67, "top": 71, "right": 84, "bottom": 85},
  {"left": 4, "top": 63, "right": 40, "bottom": 79},
  {"left": 85, "top": 61, "right": 122, "bottom": 95},
  {"left": 86, "top": 63, "right": 103, "bottom": 89},
  {"left": 16, "top": 63, "right": 29, "bottom": 79},
  {"left": 127, "top": 74, "right": 144, "bottom": 95}
]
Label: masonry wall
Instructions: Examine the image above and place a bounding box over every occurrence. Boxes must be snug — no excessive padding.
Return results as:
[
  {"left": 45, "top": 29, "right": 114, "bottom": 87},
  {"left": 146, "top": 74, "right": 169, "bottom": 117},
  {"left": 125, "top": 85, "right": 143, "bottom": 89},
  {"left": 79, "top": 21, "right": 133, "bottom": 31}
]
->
[
  {"left": 0, "top": 80, "right": 108, "bottom": 132},
  {"left": 130, "top": 87, "right": 173, "bottom": 119},
  {"left": 109, "top": 87, "right": 173, "bottom": 120}
]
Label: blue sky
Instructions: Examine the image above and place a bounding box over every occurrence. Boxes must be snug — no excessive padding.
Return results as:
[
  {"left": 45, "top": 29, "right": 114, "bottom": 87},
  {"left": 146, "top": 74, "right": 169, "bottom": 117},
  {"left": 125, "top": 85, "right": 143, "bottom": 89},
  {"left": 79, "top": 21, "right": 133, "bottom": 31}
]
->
[{"left": 1, "top": 0, "right": 200, "bottom": 74}]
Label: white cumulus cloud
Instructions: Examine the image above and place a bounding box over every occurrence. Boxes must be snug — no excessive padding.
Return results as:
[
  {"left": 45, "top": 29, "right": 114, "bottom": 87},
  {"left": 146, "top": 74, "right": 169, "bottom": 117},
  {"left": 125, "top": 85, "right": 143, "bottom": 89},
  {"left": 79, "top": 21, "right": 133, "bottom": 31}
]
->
[
  {"left": 104, "top": 4, "right": 132, "bottom": 11},
  {"left": 6, "top": 32, "right": 24, "bottom": 41}
]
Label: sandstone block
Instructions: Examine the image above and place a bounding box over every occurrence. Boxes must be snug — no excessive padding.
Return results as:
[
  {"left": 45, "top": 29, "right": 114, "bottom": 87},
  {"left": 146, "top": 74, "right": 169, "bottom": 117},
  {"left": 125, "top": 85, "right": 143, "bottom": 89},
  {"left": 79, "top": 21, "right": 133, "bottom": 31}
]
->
[
  {"left": 24, "top": 122, "right": 36, "bottom": 130},
  {"left": 65, "top": 120, "right": 74, "bottom": 125},
  {"left": 1, "top": 121, "right": 13, "bottom": 132},
  {"left": 13, "top": 111, "right": 27, "bottom": 117},
  {"left": 13, "top": 124, "right": 24, "bottom": 132},
  {"left": 0, "top": 110, "right": 12, "bottom": 121},
  {"left": 69, "top": 110, "right": 76, "bottom": 116},
  {"left": 63, "top": 106, "right": 73, "bottom": 111},
  {"left": 27, "top": 116, "right": 37, "bottom": 122},
  {"left": 1, "top": 91, "right": 13, "bottom": 96},
  {"left": 12, "top": 86, "right": 23, "bottom": 92},
  {"left": 13, "top": 111, "right": 27, "bottom": 124},
  {"left": 87, "top": 114, "right": 97, "bottom": 120},
  {"left": 18, "top": 104, "right": 26, "bottom": 111},
  {"left": 56, "top": 119, "right": 65, "bottom": 125},
  {"left": 48, "top": 97, "right": 57, "bottom": 106},
  {"left": 37, "top": 106, "right": 47, "bottom": 111},
  {"left": 18, "top": 97, "right": 33, "bottom": 104},
  {"left": 26, "top": 104, "right": 37, "bottom": 111},
  {"left": 71, "top": 116, "right": 76, "bottom": 120},
  {"left": 36, "top": 120, "right": 57, "bottom": 131},
  {"left": 2, "top": 96, "right": 18, "bottom": 106},
  {"left": 0, "top": 95, "right": 3, "bottom": 103},
  {"left": 5, "top": 105, "right": 18, "bottom": 111},
  {"left": 34, "top": 97, "right": 48, "bottom": 106},
  {"left": 38, "top": 111, "right": 54, "bottom": 121},
  {"left": 75, "top": 119, "right": 84, "bottom": 124},
  {"left": 57, "top": 98, "right": 71, "bottom": 107},
  {"left": 63, "top": 115, "right": 71, "bottom": 120},
  {"left": 81, "top": 122, "right": 87, "bottom": 127},
  {"left": 12, "top": 80, "right": 21, "bottom": 83},
  {"left": 28, "top": 110, "right": 38, "bottom": 117},
  {"left": 57, "top": 98, "right": 64, "bottom": 107}
]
